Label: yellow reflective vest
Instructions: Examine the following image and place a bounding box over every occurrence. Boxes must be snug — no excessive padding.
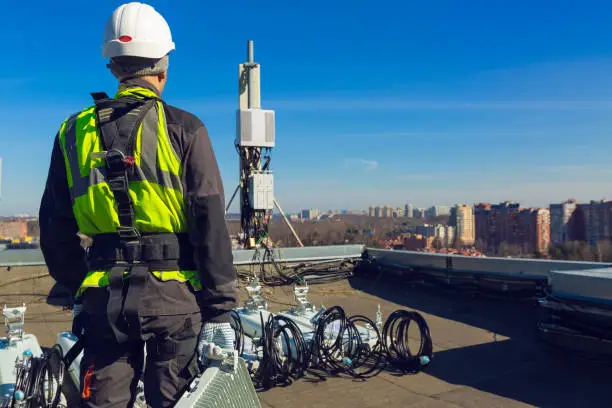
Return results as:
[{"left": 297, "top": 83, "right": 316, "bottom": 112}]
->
[{"left": 58, "top": 86, "right": 200, "bottom": 295}]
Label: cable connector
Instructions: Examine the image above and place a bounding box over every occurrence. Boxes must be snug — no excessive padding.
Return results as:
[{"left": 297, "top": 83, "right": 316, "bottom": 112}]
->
[
  {"left": 376, "top": 304, "right": 383, "bottom": 331},
  {"left": 310, "top": 305, "right": 326, "bottom": 325}
]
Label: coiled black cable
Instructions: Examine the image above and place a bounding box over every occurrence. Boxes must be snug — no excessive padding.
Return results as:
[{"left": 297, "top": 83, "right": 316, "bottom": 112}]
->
[
  {"left": 382, "top": 310, "right": 433, "bottom": 373},
  {"left": 309, "top": 306, "right": 350, "bottom": 373},
  {"left": 253, "top": 312, "right": 310, "bottom": 391},
  {"left": 10, "top": 345, "right": 65, "bottom": 408},
  {"left": 309, "top": 307, "right": 386, "bottom": 379},
  {"left": 346, "top": 315, "right": 386, "bottom": 378},
  {"left": 273, "top": 315, "right": 310, "bottom": 378},
  {"left": 230, "top": 310, "right": 245, "bottom": 356}
]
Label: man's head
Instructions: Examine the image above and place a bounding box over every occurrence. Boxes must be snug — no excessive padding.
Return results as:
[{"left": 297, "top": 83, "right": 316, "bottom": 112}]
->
[{"left": 102, "top": 2, "right": 175, "bottom": 93}]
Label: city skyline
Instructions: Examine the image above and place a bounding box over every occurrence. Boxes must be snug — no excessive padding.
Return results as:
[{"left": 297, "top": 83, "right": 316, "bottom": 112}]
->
[{"left": 3, "top": 2, "right": 612, "bottom": 215}]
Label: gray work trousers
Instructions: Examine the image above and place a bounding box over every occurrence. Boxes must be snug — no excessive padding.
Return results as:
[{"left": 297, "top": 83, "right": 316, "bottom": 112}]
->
[{"left": 78, "top": 313, "right": 202, "bottom": 408}]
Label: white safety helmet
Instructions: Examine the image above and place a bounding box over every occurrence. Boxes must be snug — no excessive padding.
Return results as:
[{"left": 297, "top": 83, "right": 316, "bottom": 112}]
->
[{"left": 102, "top": 2, "right": 175, "bottom": 60}]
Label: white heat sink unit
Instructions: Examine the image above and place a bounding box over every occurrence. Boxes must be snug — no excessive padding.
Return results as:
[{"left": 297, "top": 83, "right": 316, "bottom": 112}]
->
[
  {"left": 174, "top": 351, "right": 261, "bottom": 408},
  {"left": 549, "top": 268, "right": 612, "bottom": 304},
  {"left": 236, "top": 109, "right": 275, "bottom": 148}
]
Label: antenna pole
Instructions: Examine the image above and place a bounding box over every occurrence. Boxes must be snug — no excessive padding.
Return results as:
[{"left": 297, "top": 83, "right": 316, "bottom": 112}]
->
[{"left": 235, "top": 41, "right": 302, "bottom": 249}]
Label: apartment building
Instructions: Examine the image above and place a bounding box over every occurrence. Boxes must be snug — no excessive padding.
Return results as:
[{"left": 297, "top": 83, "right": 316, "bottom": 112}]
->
[
  {"left": 519, "top": 208, "right": 550, "bottom": 254},
  {"left": 456, "top": 204, "right": 475, "bottom": 246},
  {"left": 474, "top": 203, "right": 492, "bottom": 248},
  {"left": 404, "top": 203, "right": 413, "bottom": 218},
  {"left": 550, "top": 199, "right": 577, "bottom": 246}
]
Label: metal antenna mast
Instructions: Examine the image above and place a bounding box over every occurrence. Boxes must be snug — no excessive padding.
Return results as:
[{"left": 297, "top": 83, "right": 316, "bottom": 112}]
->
[{"left": 227, "top": 40, "right": 303, "bottom": 249}]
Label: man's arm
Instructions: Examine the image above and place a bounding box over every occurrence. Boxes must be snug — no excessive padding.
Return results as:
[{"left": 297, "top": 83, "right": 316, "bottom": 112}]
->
[
  {"left": 183, "top": 123, "right": 237, "bottom": 324},
  {"left": 39, "top": 135, "right": 88, "bottom": 296}
]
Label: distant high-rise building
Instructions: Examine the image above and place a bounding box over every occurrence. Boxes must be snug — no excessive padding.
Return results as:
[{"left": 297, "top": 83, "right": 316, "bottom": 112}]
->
[
  {"left": 474, "top": 203, "right": 492, "bottom": 248},
  {"left": 519, "top": 208, "right": 550, "bottom": 254},
  {"left": 368, "top": 206, "right": 375, "bottom": 217},
  {"left": 434, "top": 225, "right": 455, "bottom": 248},
  {"left": 414, "top": 208, "right": 425, "bottom": 219},
  {"left": 300, "top": 209, "right": 320, "bottom": 220},
  {"left": 382, "top": 206, "right": 393, "bottom": 218},
  {"left": 404, "top": 203, "right": 414, "bottom": 218},
  {"left": 438, "top": 206, "right": 451, "bottom": 217},
  {"left": 568, "top": 204, "right": 588, "bottom": 242},
  {"left": 585, "top": 200, "right": 612, "bottom": 246},
  {"left": 456, "top": 205, "right": 475, "bottom": 246},
  {"left": 549, "top": 199, "right": 577, "bottom": 246},
  {"left": 425, "top": 205, "right": 450, "bottom": 219},
  {"left": 449, "top": 205, "right": 458, "bottom": 227},
  {"left": 491, "top": 201, "right": 521, "bottom": 249},
  {"left": 374, "top": 206, "right": 382, "bottom": 217}
]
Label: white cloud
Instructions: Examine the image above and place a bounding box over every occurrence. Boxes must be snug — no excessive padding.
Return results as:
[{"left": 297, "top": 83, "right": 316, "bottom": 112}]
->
[
  {"left": 360, "top": 159, "right": 379, "bottom": 170},
  {"left": 343, "top": 158, "right": 379, "bottom": 171}
]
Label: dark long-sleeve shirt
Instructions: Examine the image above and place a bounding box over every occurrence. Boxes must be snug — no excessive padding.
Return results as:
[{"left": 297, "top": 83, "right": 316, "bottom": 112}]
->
[{"left": 39, "top": 78, "right": 237, "bottom": 323}]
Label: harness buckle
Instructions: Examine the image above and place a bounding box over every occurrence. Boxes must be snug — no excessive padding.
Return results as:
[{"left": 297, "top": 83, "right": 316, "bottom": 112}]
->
[
  {"left": 122, "top": 241, "right": 142, "bottom": 263},
  {"left": 106, "top": 150, "right": 128, "bottom": 174},
  {"left": 108, "top": 178, "right": 128, "bottom": 192},
  {"left": 90, "top": 151, "right": 108, "bottom": 160},
  {"left": 118, "top": 226, "right": 140, "bottom": 241}
]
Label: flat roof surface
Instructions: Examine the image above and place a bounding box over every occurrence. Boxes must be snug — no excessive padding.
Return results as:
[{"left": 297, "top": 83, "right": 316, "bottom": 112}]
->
[{"left": 2, "top": 266, "right": 612, "bottom": 408}]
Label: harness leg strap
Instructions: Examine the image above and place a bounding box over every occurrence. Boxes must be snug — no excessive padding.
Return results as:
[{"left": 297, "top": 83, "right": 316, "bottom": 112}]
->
[
  {"left": 107, "top": 266, "right": 128, "bottom": 344},
  {"left": 123, "top": 264, "right": 148, "bottom": 341}
]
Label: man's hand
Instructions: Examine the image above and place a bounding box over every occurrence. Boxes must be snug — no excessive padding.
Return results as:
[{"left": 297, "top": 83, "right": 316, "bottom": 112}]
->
[{"left": 197, "top": 322, "right": 235, "bottom": 366}]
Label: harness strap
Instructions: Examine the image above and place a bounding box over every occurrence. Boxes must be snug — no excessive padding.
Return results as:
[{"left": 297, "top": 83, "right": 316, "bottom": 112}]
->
[
  {"left": 107, "top": 265, "right": 129, "bottom": 344},
  {"left": 89, "top": 93, "right": 160, "bottom": 344},
  {"left": 90, "top": 92, "right": 110, "bottom": 102},
  {"left": 122, "top": 264, "right": 148, "bottom": 340},
  {"left": 63, "top": 338, "right": 85, "bottom": 367}
]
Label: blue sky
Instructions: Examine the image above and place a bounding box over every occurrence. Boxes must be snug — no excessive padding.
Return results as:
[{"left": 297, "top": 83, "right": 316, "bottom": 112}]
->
[{"left": 2, "top": 0, "right": 612, "bottom": 215}]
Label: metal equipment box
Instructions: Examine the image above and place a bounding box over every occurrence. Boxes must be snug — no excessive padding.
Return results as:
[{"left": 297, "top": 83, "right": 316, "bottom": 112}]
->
[
  {"left": 248, "top": 172, "right": 274, "bottom": 210},
  {"left": 236, "top": 109, "right": 275, "bottom": 148}
]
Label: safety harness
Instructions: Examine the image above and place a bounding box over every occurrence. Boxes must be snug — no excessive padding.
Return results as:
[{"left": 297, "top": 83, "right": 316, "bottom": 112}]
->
[{"left": 81, "top": 91, "right": 196, "bottom": 344}]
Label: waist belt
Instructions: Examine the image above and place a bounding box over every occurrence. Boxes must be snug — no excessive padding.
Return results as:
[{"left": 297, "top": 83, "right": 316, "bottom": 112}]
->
[{"left": 87, "top": 232, "right": 197, "bottom": 271}]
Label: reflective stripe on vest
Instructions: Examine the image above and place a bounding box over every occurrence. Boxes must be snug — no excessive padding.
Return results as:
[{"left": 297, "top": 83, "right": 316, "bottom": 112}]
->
[
  {"left": 59, "top": 86, "right": 200, "bottom": 293},
  {"left": 76, "top": 269, "right": 201, "bottom": 297}
]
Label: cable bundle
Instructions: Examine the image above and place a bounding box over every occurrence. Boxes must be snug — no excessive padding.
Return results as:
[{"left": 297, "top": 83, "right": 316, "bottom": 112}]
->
[
  {"left": 242, "top": 245, "right": 357, "bottom": 287},
  {"left": 8, "top": 346, "right": 65, "bottom": 408},
  {"left": 309, "top": 306, "right": 385, "bottom": 379},
  {"left": 231, "top": 305, "right": 433, "bottom": 391},
  {"left": 230, "top": 310, "right": 245, "bottom": 356},
  {"left": 382, "top": 310, "right": 433, "bottom": 373},
  {"left": 286, "top": 260, "right": 356, "bottom": 285},
  {"left": 253, "top": 313, "right": 310, "bottom": 391}
]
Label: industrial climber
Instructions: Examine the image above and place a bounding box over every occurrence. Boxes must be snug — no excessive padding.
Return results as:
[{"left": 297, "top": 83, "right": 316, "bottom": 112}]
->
[{"left": 38, "top": 2, "right": 237, "bottom": 406}]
